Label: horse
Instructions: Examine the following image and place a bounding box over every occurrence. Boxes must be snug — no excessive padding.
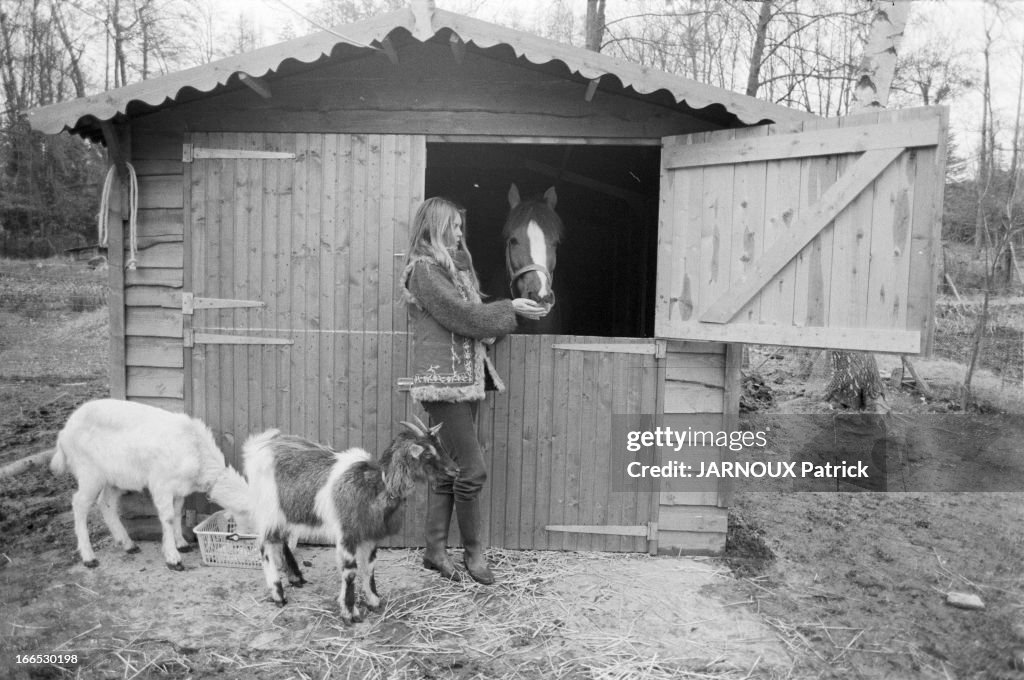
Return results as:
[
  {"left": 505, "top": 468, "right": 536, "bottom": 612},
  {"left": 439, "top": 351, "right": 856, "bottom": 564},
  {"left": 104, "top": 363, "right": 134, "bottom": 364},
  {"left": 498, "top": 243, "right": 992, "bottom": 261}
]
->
[{"left": 500, "top": 184, "right": 566, "bottom": 334}]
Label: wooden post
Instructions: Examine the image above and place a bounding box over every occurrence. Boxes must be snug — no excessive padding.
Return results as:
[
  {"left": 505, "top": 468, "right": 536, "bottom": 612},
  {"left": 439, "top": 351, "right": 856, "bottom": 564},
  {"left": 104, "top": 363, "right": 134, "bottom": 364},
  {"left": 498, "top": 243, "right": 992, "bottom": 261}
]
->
[
  {"left": 182, "top": 132, "right": 194, "bottom": 415},
  {"left": 100, "top": 121, "right": 130, "bottom": 400},
  {"left": 720, "top": 343, "right": 742, "bottom": 508}
]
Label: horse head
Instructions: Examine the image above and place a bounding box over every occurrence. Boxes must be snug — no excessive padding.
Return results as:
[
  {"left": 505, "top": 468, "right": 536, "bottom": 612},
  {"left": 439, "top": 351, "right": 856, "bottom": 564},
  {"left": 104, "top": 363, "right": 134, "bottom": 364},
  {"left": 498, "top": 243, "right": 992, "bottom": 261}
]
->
[{"left": 502, "top": 184, "right": 563, "bottom": 307}]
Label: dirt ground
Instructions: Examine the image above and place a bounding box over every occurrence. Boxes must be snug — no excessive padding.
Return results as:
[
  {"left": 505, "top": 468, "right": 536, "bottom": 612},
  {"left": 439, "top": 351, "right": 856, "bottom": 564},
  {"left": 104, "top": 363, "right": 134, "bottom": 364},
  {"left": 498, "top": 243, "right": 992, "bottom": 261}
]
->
[
  {"left": 726, "top": 349, "right": 1024, "bottom": 680},
  {"left": 3, "top": 259, "right": 1024, "bottom": 679},
  {"left": 0, "top": 498, "right": 787, "bottom": 679}
]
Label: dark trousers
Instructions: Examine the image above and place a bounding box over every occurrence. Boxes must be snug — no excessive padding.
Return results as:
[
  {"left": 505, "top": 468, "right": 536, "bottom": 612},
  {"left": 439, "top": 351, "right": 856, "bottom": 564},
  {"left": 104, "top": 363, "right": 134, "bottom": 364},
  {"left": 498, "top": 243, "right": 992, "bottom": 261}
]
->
[{"left": 422, "top": 400, "right": 487, "bottom": 502}]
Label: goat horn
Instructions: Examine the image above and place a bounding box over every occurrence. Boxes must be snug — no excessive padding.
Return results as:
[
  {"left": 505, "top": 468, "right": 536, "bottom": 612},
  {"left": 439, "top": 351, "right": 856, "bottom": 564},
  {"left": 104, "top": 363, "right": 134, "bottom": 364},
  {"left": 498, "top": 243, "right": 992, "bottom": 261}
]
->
[
  {"left": 399, "top": 420, "right": 425, "bottom": 436},
  {"left": 413, "top": 415, "right": 431, "bottom": 433}
]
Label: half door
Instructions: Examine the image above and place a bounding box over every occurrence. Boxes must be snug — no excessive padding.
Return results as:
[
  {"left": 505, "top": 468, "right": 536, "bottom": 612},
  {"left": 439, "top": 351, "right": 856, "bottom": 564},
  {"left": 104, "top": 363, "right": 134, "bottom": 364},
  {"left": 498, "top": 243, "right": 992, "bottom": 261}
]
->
[{"left": 657, "top": 106, "right": 947, "bottom": 353}]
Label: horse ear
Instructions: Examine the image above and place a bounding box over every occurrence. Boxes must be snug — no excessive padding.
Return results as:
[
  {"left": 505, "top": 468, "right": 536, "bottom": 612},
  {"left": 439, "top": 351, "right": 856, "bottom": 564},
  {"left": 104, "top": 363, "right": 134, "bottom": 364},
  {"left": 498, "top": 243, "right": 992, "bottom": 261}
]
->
[
  {"left": 544, "top": 186, "right": 557, "bottom": 210},
  {"left": 508, "top": 184, "right": 520, "bottom": 209}
]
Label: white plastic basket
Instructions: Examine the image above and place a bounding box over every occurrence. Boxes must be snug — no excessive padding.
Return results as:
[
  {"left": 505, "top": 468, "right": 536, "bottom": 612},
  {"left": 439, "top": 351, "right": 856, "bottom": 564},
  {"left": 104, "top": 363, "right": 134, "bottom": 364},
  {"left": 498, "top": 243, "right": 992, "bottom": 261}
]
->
[{"left": 193, "top": 510, "right": 261, "bottom": 569}]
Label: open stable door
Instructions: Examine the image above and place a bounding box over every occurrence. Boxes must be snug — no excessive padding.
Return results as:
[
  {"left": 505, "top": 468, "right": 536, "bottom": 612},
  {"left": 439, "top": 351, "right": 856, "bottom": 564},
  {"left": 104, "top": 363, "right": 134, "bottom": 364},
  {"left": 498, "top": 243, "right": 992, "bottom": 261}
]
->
[
  {"left": 656, "top": 107, "right": 947, "bottom": 354},
  {"left": 184, "top": 131, "right": 427, "bottom": 533}
]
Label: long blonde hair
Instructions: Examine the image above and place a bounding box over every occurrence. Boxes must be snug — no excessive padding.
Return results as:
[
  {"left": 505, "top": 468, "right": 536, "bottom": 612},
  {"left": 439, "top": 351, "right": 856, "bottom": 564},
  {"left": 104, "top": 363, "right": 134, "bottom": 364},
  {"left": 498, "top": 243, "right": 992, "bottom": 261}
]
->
[{"left": 404, "top": 197, "right": 482, "bottom": 294}]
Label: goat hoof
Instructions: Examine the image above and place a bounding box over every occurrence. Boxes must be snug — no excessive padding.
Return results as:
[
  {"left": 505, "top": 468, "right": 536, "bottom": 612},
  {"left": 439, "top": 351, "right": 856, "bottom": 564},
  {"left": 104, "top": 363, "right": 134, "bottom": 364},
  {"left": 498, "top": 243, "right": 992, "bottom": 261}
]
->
[
  {"left": 126, "top": 545, "right": 141, "bottom": 554},
  {"left": 289, "top": 579, "right": 304, "bottom": 588},
  {"left": 166, "top": 561, "right": 185, "bottom": 572},
  {"left": 273, "top": 582, "right": 287, "bottom": 605},
  {"left": 83, "top": 558, "right": 99, "bottom": 568}
]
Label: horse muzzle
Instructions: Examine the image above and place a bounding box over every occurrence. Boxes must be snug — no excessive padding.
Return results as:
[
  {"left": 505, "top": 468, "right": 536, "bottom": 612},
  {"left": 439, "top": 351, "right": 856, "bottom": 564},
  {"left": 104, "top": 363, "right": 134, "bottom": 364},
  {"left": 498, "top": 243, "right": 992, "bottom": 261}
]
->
[
  {"left": 509, "top": 263, "right": 553, "bottom": 303},
  {"left": 532, "top": 290, "right": 555, "bottom": 306}
]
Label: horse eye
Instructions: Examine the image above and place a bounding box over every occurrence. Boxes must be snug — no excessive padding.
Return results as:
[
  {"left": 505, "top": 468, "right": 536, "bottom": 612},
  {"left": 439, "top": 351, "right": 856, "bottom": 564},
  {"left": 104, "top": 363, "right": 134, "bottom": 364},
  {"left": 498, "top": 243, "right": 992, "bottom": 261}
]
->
[{"left": 509, "top": 237, "right": 518, "bottom": 245}]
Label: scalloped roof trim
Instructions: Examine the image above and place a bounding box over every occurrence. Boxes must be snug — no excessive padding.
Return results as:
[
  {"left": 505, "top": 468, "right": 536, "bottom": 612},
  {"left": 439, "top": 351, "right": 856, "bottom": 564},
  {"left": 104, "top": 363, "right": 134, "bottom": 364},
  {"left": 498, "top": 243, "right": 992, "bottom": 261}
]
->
[{"left": 26, "top": 7, "right": 814, "bottom": 136}]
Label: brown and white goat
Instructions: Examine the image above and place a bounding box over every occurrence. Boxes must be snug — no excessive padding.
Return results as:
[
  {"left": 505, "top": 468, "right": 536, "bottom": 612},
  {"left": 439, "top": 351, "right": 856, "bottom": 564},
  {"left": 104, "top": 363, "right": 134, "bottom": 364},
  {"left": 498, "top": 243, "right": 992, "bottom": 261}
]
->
[
  {"left": 50, "top": 399, "right": 253, "bottom": 570},
  {"left": 242, "top": 418, "right": 458, "bottom": 622}
]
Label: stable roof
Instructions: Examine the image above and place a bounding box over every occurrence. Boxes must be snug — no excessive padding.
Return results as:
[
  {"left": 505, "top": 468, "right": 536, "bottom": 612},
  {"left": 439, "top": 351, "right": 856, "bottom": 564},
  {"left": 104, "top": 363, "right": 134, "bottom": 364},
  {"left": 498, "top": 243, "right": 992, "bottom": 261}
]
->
[{"left": 27, "top": 5, "right": 815, "bottom": 142}]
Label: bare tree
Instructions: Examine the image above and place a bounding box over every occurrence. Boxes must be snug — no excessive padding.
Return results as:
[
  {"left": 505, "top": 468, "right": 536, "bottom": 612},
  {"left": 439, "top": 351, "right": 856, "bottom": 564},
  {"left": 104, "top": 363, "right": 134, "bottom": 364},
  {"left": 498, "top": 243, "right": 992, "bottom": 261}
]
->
[
  {"left": 974, "top": 13, "right": 997, "bottom": 250},
  {"left": 892, "top": 41, "right": 974, "bottom": 107},
  {"left": 961, "top": 2, "right": 1024, "bottom": 405},
  {"left": 0, "top": 0, "right": 104, "bottom": 257},
  {"left": 597, "top": 1, "right": 872, "bottom": 115},
  {"left": 818, "top": 0, "right": 911, "bottom": 413},
  {"left": 851, "top": 0, "right": 909, "bottom": 110},
  {"left": 228, "top": 12, "right": 260, "bottom": 56},
  {"left": 745, "top": 0, "right": 772, "bottom": 97},
  {"left": 50, "top": 3, "right": 88, "bottom": 97},
  {"left": 585, "top": 0, "right": 605, "bottom": 52},
  {"left": 310, "top": 0, "right": 406, "bottom": 27}
]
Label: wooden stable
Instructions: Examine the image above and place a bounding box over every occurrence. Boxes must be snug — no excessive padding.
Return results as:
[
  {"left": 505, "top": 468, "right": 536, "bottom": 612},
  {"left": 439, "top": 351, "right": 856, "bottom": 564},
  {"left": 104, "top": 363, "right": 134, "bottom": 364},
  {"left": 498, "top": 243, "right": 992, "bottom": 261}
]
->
[{"left": 28, "top": 4, "right": 945, "bottom": 555}]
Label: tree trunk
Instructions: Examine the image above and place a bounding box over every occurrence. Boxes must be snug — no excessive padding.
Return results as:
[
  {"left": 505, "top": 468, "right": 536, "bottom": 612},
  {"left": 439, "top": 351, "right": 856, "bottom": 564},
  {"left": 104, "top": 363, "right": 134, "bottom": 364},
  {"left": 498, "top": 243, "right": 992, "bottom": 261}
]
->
[
  {"left": 824, "top": 352, "right": 889, "bottom": 412},
  {"left": 826, "top": 0, "right": 910, "bottom": 415},
  {"left": 51, "top": 4, "right": 87, "bottom": 98},
  {"left": 974, "top": 32, "right": 992, "bottom": 250},
  {"left": 584, "top": 0, "right": 605, "bottom": 52},
  {"left": 745, "top": 0, "right": 772, "bottom": 97},
  {"left": 851, "top": 0, "right": 909, "bottom": 111}
]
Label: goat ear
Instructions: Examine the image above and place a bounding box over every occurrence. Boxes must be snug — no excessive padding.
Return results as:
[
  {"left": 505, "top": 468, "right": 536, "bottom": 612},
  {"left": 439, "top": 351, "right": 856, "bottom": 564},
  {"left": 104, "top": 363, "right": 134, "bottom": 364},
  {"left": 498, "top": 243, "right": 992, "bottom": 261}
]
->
[
  {"left": 508, "top": 183, "right": 520, "bottom": 209},
  {"left": 408, "top": 444, "right": 424, "bottom": 459},
  {"left": 429, "top": 423, "right": 443, "bottom": 436}
]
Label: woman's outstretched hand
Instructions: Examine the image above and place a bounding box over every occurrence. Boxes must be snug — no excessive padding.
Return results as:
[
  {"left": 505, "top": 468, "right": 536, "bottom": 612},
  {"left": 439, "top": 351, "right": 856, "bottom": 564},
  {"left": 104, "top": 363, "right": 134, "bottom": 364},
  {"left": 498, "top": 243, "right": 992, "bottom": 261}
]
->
[{"left": 512, "top": 298, "right": 549, "bottom": 320}]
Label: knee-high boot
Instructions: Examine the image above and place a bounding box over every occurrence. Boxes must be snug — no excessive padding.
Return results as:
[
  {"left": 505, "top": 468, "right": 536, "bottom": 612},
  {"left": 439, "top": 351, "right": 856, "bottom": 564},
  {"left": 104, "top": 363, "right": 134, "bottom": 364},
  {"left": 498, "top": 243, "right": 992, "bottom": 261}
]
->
[
  {"left": 422, "top": 491, "right": 462, "bottom": 581},
  {"left": 455, "top": 498, "right": 495, "bottom": 585}
]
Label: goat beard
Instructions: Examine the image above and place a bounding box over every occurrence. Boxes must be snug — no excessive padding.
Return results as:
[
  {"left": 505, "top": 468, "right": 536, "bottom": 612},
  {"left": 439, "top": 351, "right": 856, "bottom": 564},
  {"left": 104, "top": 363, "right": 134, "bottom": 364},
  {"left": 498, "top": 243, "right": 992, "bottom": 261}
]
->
[{"left": 208, "top": 465, "right": 256, "bottom": 533}]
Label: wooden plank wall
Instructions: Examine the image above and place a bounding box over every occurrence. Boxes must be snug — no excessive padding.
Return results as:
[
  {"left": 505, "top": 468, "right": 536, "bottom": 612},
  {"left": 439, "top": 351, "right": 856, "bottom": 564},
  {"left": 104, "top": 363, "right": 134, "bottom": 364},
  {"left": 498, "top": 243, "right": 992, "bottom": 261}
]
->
[
  {"left": 129, "top": 126, "right": 730, "bottom": 554},
  {"left": 126, "top": 128, "right": 187, "bottom": 412},
  {"left": 187, "top": 133, "right": 426, "bottom": 481},
  {"left": 494, "top": 335, "right": 657, "bottom": 553},
  {"left": 385, "top": 335, "right": 660, "bottom": 552},
  {"left": 656, "top": 107, "right": 945, "bottom": 352},
  {"left": 657, "top": 341, "right": 730, "bottom": 555}
]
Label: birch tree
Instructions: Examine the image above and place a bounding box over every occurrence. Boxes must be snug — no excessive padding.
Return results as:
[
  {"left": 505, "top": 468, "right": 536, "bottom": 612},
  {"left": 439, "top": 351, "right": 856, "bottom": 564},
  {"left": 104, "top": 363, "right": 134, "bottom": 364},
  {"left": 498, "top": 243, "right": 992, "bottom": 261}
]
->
[{"left": 820, "top": 0, "right": 909, "bottom": 412}]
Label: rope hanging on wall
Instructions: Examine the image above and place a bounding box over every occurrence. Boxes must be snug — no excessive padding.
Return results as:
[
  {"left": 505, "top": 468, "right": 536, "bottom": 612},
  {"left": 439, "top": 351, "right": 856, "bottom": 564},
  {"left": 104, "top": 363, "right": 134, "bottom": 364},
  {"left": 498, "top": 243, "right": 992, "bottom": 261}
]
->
[{"left": 98, "top": 163, "right": 139, "bottom": 270}]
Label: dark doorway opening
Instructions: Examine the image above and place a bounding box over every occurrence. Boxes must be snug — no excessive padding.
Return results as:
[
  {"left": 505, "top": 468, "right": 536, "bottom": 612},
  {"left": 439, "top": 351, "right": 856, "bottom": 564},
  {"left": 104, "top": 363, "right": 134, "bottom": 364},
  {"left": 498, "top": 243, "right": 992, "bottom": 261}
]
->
[{"left": 425, "top": 142, "right": 660, "bottom": 337}]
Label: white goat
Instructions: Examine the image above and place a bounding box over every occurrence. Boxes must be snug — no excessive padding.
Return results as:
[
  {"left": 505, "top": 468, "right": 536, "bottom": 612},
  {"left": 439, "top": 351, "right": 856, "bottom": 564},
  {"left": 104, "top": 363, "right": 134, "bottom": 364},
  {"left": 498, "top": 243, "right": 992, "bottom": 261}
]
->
[
  {"left": 50, "top": 399, "right": 253, "bottom": 570},
  {"left": 242, "top": 417, "right": 458, "bottom": 622}
]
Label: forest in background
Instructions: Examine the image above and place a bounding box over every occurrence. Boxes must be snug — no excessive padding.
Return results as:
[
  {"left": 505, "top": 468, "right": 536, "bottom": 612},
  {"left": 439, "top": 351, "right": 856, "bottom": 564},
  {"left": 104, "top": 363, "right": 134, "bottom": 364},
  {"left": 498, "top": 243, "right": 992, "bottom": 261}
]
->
[{"left": 0, "top": 0, "right": 1021, "bottom": 294}]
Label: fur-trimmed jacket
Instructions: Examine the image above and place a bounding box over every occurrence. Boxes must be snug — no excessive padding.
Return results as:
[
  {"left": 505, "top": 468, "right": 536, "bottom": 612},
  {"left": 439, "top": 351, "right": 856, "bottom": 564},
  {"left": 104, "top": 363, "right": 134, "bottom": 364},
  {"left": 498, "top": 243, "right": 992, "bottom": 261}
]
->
[{"left": 400, "top": 255, "right": 517, "bottom": 403}]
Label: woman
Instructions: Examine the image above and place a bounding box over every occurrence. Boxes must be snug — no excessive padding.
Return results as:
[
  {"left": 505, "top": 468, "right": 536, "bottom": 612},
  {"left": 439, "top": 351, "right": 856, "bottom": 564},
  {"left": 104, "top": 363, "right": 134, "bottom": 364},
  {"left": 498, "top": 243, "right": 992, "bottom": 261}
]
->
[{"left": 399, "top": 197, "right": 546, "bottom": 584}]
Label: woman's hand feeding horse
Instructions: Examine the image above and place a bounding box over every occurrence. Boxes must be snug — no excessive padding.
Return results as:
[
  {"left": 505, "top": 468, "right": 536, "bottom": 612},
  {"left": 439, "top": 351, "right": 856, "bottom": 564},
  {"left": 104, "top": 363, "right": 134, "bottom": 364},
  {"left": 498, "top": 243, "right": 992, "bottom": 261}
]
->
[{"left": 502, "top": 184, "right": 565, "bottom": 334}]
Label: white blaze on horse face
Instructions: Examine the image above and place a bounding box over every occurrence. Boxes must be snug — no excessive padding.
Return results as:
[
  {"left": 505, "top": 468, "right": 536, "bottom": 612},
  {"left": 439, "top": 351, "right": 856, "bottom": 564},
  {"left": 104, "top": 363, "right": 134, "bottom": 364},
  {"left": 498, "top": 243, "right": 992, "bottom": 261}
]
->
[{"left": 526, "top": 220, "right": 551, "bottom": 299}]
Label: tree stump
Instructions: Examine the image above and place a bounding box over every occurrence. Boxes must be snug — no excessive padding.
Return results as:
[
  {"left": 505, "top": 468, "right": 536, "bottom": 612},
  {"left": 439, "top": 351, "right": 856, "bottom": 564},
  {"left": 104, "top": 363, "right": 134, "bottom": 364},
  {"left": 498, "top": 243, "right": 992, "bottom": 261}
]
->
[{"left": 823, "top": 351, "right": 890, "bottom": 413}]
